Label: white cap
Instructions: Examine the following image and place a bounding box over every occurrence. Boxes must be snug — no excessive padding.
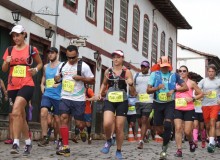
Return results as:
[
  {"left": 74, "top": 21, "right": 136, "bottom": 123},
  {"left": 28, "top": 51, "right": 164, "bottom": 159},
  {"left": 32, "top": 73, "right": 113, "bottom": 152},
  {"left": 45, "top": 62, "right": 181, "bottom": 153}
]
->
[
  {"left": 112, "top": 50, "right": 124, "bottom": 57},
  {"left": 9, "top": 25, "right": 25, "bottom": 35}
]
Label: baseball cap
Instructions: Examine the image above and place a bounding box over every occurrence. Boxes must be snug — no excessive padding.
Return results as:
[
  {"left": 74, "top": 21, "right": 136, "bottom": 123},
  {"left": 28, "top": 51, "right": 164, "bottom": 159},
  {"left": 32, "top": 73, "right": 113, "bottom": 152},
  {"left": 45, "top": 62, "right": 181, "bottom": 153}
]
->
[
  {"left": 112, "top": 50, "right": 124, "bottom": 57},
  {"left": 159, "top": 56, "right": 171, "bottom": 68},
  {"left": 9, "top": 25, "right": 25, "bottom": 35},
  {"left": 141, "top": 61, "right": 150, "bottom": 68},
  {"left": 48, "top": 47, "right": 58, "bottom": 53}
]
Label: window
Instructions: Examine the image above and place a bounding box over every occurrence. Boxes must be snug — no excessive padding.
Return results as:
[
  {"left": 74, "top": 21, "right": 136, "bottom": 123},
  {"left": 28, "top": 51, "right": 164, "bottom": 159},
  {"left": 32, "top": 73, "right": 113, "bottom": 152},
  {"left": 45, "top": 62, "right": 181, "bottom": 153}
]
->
[
  {"left": 151, "top": 24, "right": 158, "bottom": 65},
  {"left": 132, "top": 6, "right": 140, "bottom": 50},
  {"left": 142, "top": 15, "right": 150, "bottom": 57},
  {"left": 63, "top": 0, "right": 78, "bottom": 13},
  {"left": 86, "top": 0, "right": 97, "bottom": 25},
  {"left": 104, "top": 0, "right": 114, "bottom": 34},
  {"left": 119, "top": 0, "right": 128, "bottom": 42},
  {"left": 160, "top": 32, "right": 165, "bottom": 57},
  {"left": 168, "top": 38, "right": 173, "bottom": 65}
]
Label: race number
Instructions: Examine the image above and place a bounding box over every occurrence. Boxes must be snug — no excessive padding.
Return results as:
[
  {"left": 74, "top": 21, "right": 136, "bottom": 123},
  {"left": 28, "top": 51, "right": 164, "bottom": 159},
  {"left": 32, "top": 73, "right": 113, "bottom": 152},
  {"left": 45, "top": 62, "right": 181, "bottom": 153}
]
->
[
  {"left": 108, "top": 91, "right": 123, "bottom": 102},
  {"left": 12, "top": 65, "right": 26, "bottom": 77},
  {"left": 46, "top": 79, "right": 55, "bottom": 88},
  {"left": 175, "top": 98, "right": 187, "bottom": 107},
  {"left": 62, "top": 80, "right": 75, "bottom": 92}
]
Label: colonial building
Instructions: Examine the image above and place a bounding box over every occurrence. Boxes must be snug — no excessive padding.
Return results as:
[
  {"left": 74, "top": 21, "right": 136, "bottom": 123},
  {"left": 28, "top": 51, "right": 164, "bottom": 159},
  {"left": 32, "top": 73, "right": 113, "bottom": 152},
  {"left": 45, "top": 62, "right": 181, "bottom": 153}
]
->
[
  {"left": 0, "top": 0, "right": 191, "bottom": 121},
  {"left": 177, "top": 43, "right": 220, "bottom": 78}
]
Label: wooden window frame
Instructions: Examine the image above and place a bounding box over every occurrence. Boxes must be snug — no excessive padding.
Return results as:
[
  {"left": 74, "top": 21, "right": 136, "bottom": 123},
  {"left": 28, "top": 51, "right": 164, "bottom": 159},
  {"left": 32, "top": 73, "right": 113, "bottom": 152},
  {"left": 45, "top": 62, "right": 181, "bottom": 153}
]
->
[
  {"left": 168, "top": 38, "right": 173, "bottom": 65},
  {"left": 132, "top": 5, "right": 140, "bottom": 51},
  {"left": 85, "top": 0, "right": 97, "bottom": 26},
  {"left": 63, "top": 0, "right": 78, "bottom": 13},
  {"left": 104, "top": 0, "right": 114, "bottom": 35},
  {"left": 142, "top": 14, "right": 150, "bottom": 58},
  {"left": 119, "top": 0, "right": 128, "bottom": 43},
  {"left": 160, "top": 31, "right": 165, "bottom": 57},
  {"left": 151, "top": 23, "right": 158, "bottom": 66}
]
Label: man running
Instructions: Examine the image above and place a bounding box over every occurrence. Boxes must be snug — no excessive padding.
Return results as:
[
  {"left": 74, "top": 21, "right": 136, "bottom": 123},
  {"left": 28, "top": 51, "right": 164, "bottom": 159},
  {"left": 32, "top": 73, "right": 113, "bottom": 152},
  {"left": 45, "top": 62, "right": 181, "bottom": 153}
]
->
[
  {"left": 134, "top": 60, "right": 153, "bottom": 149},
  {"left": 147, "top": 56, "right": 188, "bottom": 159},
  {"left": 38, "top": 47, "right": 61, "bottom": 148},
  {"left": 55, "top": 45, "right": 95, "bottom": 157}
]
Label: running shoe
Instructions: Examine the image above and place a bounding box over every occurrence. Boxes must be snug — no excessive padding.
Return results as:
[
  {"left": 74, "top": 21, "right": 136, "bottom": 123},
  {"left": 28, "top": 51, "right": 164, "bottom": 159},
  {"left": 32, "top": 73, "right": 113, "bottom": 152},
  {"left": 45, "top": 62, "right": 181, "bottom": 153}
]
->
[
  {"left": 80, "top": 130, "right": 87, "bottom": 142},
  {"left": 137, "top": 141, "right": 143, "bottom": 149},
  {"left": 10, "top": 143, "right": 19, "bottom": 154},
  {"left": 56, "top": 146, "right": 70, "bottom": 157},
  {"left": 38, "top": 137, "right": 49, "bottom": 147},
  {"left": 159, "top": 144, "right": 168, "bottom": 160},
  {"left": 115, "top": 151, "right": 123, "bottom": 160},
  {"left": 207, "top": 143, "right": 215, "bottom": 153},
  {"left": 174, "top": 149, "right": 182, "bottom": 157},
  {"left": 201, "top": 141, "right": 206, "bottom": 148},
  {"left": 100, "top": 141, "right": 112, "bottom": 154},
  {"left": 23, "top": 144, "right": 32, "bottom": 156},
  {"left": 4, "top": 139, "right": 13, "bottom": 144},
  {"left": 189, "top": 141, "right": 196, "bottom": 152}
]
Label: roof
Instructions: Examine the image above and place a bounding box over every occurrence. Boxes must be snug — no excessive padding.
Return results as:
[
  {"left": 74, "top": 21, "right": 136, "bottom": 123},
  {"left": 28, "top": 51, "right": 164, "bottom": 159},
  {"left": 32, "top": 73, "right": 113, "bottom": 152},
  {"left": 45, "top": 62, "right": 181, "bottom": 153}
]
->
[
  {"left": 177, "top": 43, "right": 219, "bottom": 58},
  {"left": 149, "top": 0, "right": 192, "bottom": 29}
]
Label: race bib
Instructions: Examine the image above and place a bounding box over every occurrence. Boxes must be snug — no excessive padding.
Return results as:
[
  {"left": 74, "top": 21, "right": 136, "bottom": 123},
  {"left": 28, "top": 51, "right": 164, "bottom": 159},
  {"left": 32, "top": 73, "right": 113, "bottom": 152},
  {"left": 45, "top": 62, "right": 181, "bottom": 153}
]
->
[
  {"left": 128, "top": 106, "right": 135, "bottom": 111},
  {"left": 206, "top": 91, "right": 217, "bottom": 99},
  {"left": 12, "top": 65, "right": 26, "bottom": 77},
  {"left": 62, "top": 80, "right": 75, "bottom": 92},
  {"left": 139, "top": 94, "right": 150, "bottom": 102},
  {"left": 175, "top": 98, "right": 187, "bottom": 107},
  {"left": 194, "top": 100, "right": 202, "bottom": 108},
  {"left": 158, "top": 92, "right": 171, "bottom": 101},
  {"left": 46, "top": 79, "right": 55, "bottom": 88},
  {"left": 108, "top": 91, "right": 123, "bottom": 102}
]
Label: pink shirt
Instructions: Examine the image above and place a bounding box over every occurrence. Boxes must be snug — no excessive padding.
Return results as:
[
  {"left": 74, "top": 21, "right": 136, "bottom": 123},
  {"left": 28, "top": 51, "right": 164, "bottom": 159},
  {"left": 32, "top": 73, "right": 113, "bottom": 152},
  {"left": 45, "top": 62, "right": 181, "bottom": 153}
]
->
[{"left": 175, "top": 79, "right": 194, "bottom": 111}]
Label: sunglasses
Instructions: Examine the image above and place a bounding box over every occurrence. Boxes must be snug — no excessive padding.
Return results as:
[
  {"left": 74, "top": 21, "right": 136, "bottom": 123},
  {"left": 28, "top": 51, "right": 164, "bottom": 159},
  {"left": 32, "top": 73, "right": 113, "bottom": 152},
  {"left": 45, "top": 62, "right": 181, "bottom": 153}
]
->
[
  {"left": 178, "top": 70, "right": 187, "bottom": 73},
  {"left": 67, "top": 56, "right": 77, "bottom": 60},
  {"left": 48, "top": 52, "right": 56, "bottom": 54}
]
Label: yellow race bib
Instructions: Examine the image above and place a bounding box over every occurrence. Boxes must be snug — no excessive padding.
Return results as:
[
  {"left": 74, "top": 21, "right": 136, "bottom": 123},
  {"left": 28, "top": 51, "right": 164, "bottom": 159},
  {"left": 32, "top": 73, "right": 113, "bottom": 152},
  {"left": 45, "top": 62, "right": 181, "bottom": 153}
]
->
[
  {"left": 108, "top": 91, "right": 123, "bottom": 102},
  {"left": 62, "top": 80, "right": 75, "bottom": 92},
  {"left": 158, "top": 93, "right": 171, "bottom": 101},
  {"left": 12, "top": 65, "right": 26, "bottom": 77},
  {"left": 194, "top": 100, "right": 202, "bottom": 108},
  {"left": 139, "top": 94, "right": 150, "bottom": 102},
  {"left": 46, "top": 79, "right": 55, "bottom": 88},
  {"left": 128, "top": 106, "right": 135, "bottom": 111},
  {"left": 206, "top": 91, "right": 217, "bottom": 99},
  {"left": 175, "top": 98, "right": 187, "bottom": 107}
]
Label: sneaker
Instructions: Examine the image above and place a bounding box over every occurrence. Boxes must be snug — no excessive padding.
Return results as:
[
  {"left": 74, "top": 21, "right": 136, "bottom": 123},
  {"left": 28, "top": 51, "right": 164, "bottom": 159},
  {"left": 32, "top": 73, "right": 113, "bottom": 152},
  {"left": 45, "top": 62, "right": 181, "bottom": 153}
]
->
[
  {"left": 189, "top": 141, "right": 196, "bottom": 152},
  {"left": 10, "top": 143, "right": 19, "bottom": 154},
  {"left": 88, "top": 136, "right": 92, "bottom": 145},
  {"left": 23, "top": 144, "right": 32, "bottom": 156},
  {"left": 80, "top": 130, "right": 87, "bottom": 142},
  {"left": 100, "top": 141, "right": 112, "bottom": 154},
  {"left": 201, "top": 141, "right": 206, "bottom": 148},
  {"left": 38, "top": 137, "right": 49, "bottom": 147},
  {"left": 137, "top": 141, "right": 143, "bottom": 149},
  {"left": 174, "top": 149, "right": 182, "bottom": 157},
  {"left": 159, "top": 145, "right": 168, "bottom": 160},
  {"left": 4, "top": 139, "right": 13, "bottom": 144},
  {"left": 111, "top": 137, "right": 116, "bottom": 146},
  {"left": 115, "top": 151, "right": 123, "bottom": 160},
  {"left": 56, "top": 146, "right": 70, "bottom": 157},
  {"left": 207, "top": 143, "right": 215, "bottom": 153},
  {"left": 56, "top": 139, "right": 62, "bottom": 150}
]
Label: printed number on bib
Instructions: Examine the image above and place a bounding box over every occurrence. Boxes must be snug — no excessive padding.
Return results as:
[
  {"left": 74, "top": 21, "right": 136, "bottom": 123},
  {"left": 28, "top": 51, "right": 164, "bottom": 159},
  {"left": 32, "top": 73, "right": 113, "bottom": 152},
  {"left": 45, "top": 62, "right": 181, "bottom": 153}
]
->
[
  {"left": 206, "top": 91, "right": 217, "bottom": 99},
  {"left": 175, "top": 98, "right": 187, "bottom": 107},
  {"left": 12, "top": 65, "right": 26, "bottom": 77},
  {"left": 139, "top": 94, "right": 150, "bottom": 102},
  {"left": 62, "top": 80, "right": 75, "bottom": 92},
  {"left": 108, "top": 91, "right": 123, "bottom": 102},
  {"left": 194, "top": 100, "right": 202, "bottom": 108},
  {"left": 128, "top": 106, "right": 135, "bottom": 111},
  {"left": 46, "top": 79, "right": 55, "bottom": 88},
  {"left": 158, "top": 92, "right": 171, "bottom": 101}
]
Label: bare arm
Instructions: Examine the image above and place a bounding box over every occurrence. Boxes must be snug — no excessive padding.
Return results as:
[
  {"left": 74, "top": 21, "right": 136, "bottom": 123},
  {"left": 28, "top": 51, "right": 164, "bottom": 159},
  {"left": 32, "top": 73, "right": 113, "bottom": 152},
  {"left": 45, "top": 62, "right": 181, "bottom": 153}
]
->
[
  {"left": 0, "top": 80, "right": 8, "bottom": 100},
  {"left": 40, "top": 65, "right": 46, "bottom": 94},
  {"left": 28, "top": 54, "right": 43, "bottom": 76},
  {"left": 98, "top": 69, "right": 109, "bottom": 99},
  {"left": 125, "top": 70, "right": 136, "bottom": 96}
]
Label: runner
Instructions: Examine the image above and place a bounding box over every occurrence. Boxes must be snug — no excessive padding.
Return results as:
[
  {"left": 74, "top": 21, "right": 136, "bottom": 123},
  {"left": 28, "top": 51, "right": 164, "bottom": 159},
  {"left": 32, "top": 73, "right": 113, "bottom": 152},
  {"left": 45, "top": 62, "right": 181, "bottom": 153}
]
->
[
  {"left": 2, "top": 25, "right": 42, "bottom": 156},
  {"left": 198, "top": 64, "right": 220, "bottom": 153},
  {"left": 99, "top": 50, "right": 135, "bottom": 159},
  {"left": 174, "top": 65, "right": 203, "bottom": 157},
  {"left": 54, "top": 45, "right": 95, "bottom": 157},
  {"left": 134, "top": 60, "right": 153, "bottom": 149},
  {"left": 38, "top": 47, "right": 61, "bottom": 148},
  {"left": 147, "top": 56, "right": 188, "bottom": 160}
]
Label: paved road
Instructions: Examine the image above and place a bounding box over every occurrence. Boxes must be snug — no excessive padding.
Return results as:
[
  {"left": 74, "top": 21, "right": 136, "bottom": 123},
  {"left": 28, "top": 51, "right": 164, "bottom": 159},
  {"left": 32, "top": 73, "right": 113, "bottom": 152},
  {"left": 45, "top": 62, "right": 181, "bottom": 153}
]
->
[{"left": 0, "top": 140, "right": 219, "bottom": 160}]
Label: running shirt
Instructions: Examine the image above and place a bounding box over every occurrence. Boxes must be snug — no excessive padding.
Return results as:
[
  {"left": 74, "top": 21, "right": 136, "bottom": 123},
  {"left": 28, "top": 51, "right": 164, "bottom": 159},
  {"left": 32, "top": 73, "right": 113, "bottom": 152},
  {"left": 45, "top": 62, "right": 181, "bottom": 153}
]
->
[
  {"left": 148, "top": 71, "right": 184, "bottom": 103},
  {"left": 175, "top": 79, "right": 194, "bottom": 111},
  {"left": 198, "top": 77, "right": 220, "bottom": 106},
  {"left": 85, "top": 88, "right": 95, "bottom": 114},
  {"left": 193, "top": 91, "right": 203, "bottom": 113},
  {"left": 43, "top": 63, "right": 61, "bottom": 100},
  {"left": 2, "top": 45, "right": 38, "bottom": 90},
  {"left": 56, "top": 61, "right": 94, "bottom": 101},
  {"left": 134, "top": 72, "right": 153, "bottom": 103}
]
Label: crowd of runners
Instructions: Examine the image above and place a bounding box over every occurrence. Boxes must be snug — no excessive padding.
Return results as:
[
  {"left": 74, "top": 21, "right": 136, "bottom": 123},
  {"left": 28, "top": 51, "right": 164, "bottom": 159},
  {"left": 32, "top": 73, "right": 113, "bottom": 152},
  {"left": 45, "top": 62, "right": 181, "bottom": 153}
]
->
[{"left": 2, "top": 24, "right": 220, "bottom": 160}]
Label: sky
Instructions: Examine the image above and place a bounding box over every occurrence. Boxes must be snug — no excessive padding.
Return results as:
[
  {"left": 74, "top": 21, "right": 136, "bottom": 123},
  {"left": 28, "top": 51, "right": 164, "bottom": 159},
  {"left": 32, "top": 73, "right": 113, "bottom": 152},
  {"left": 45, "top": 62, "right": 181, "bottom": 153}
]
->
[{"left": 171, "top": 0, "right": 220, "bottom": 57}]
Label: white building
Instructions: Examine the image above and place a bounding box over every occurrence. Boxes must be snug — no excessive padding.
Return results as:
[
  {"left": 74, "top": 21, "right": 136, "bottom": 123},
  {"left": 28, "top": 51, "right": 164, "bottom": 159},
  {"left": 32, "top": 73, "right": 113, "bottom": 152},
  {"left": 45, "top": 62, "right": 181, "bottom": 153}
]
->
[
  {"left": 177, "top": 43, "right": 220, "bottom": 78},
  {"left": 0, "top": 0, "right": 191, "bottom": 121}
]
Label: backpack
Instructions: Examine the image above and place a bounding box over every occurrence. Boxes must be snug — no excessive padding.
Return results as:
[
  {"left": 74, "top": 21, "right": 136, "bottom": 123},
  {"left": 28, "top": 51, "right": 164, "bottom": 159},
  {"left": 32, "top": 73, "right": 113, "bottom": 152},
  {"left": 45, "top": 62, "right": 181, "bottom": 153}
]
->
[
  {"left": 153, "top": 71, "right": 176, "bottom": 90},
  {"left": 59, "top": 59, "right": 83, "bottom": 77},
  {"left": 134, "top": 72, "right": 139, "bottom": 85},
  {"left": 8, "top": 45, "right": 34, "bottom": 66}
]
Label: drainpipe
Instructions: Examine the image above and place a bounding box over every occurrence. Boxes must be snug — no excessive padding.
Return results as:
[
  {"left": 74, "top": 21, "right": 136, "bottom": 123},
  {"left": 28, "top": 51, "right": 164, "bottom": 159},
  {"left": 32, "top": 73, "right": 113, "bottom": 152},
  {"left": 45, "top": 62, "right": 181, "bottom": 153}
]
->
[{"left": 53, "top": 0, "right": 59, "bottom": 47}]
